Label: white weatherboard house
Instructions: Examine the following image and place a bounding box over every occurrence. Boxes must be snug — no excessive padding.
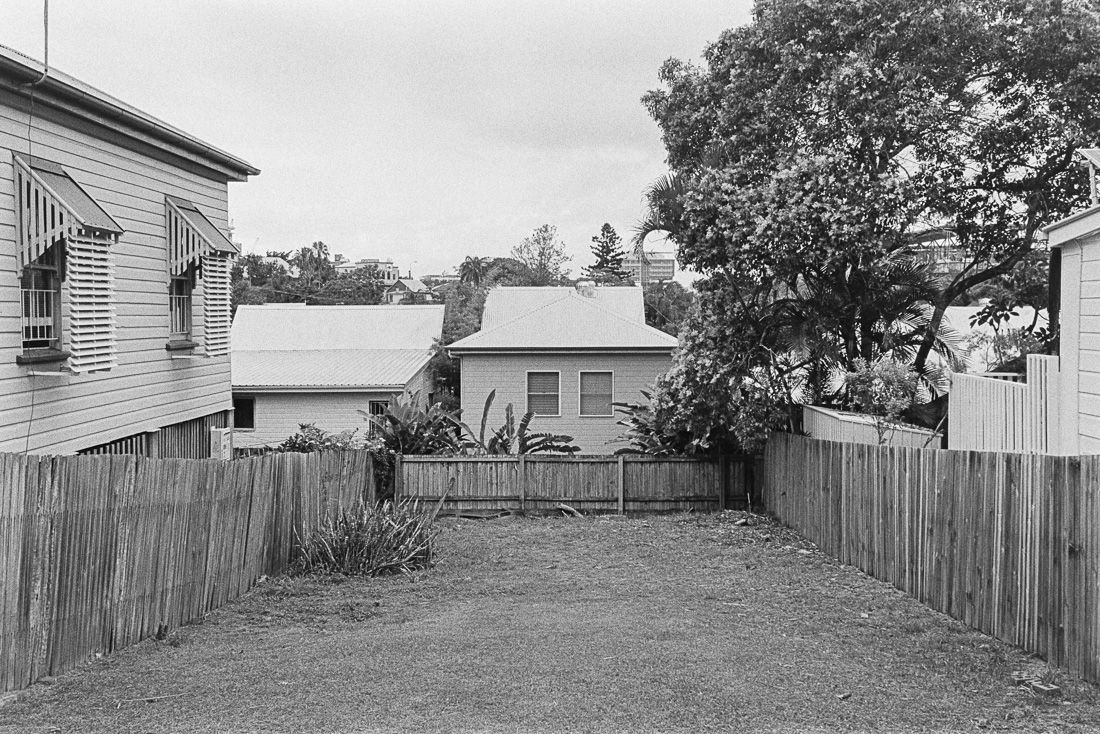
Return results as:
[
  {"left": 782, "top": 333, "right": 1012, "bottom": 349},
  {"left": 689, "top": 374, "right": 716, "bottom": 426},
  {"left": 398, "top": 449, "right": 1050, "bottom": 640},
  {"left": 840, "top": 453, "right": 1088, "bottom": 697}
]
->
[
  {"left": 231, "top": 304, "right": 444, "bottom": 447},
  {"left": 447, "top": 285, "right": 678, "bottom": 454},
  {"left": 0, "top": 45, "right": 257, "bottom": 457}
]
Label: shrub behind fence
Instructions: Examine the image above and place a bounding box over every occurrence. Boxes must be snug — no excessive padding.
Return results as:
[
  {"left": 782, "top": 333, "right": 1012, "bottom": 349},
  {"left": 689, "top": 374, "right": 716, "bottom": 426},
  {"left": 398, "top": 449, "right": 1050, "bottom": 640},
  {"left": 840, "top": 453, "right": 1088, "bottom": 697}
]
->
[
  {"left": 0, "top": 450, "right": 373, "bottom": 694},
  {"left": 762, "top": 433, "right": 1100, "bottom": 684}
]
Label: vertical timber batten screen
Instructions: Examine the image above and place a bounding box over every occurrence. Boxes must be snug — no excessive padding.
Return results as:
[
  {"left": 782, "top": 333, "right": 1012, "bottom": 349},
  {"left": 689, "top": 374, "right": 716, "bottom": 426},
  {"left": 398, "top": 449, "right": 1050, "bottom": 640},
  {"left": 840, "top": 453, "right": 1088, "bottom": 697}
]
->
[
  {"left": 761, "top": 432, "right": 1100, "bottom": 684},
  {"left": 0, "top": 449, "right": 374, "bottom": 694}
]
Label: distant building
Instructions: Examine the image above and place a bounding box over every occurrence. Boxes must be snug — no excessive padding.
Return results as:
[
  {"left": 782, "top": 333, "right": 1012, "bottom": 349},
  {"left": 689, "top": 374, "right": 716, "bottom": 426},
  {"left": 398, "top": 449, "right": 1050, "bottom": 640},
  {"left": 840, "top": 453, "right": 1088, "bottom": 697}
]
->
[
  {"left": 335, "top": 257, "right": 401, "bottom": 283},
  {"left": 385, "top": 278, "right": 435, "bottom": 304},
  {"left": 448, "top": 285, "right": 676, "bottom": 453},
  {"left": 624, "top": 252, "right": 676, "bottom": 284},
  {"left": 231, "top": 304, "right": 444, "bottom": 448}
]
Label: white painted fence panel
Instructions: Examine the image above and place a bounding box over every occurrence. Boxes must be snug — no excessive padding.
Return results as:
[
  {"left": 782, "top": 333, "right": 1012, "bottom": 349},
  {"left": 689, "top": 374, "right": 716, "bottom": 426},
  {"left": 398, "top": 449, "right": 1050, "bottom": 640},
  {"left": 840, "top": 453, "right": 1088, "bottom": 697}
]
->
[{"left": 949, "top": 355, "right": 1060, "bottom": 454}]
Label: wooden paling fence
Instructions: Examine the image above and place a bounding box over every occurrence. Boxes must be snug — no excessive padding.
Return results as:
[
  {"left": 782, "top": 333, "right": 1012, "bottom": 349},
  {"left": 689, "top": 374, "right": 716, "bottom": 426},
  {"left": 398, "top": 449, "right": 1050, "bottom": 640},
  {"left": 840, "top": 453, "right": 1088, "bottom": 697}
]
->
[
  {"left": 0, "top": 450, "right": 374, "bottom": 694},
  {"left": 762, "top": 432, "right": 1100, "bottom": 684},
  {"left": 397, "top": 454, "right": 753, "bottom": 513}
]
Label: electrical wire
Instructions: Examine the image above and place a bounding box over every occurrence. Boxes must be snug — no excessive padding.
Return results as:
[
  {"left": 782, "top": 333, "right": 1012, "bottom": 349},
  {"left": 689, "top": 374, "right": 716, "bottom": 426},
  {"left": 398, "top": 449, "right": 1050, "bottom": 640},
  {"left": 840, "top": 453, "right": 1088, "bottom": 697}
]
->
[{"left": 21, "top": 0, "right": 49, "bottom": 456}]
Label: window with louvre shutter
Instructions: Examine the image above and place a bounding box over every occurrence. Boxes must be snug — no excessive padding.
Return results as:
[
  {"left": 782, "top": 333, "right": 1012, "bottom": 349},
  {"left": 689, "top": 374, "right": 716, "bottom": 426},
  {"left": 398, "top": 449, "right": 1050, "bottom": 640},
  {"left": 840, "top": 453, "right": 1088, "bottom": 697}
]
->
[
  {"left": 165, "top": 197, "right": 239, "bottom": 357},
  {"left": 579, "top": 371, "right": 613, "bottom": 416},
  {"left": 13, "top": 156, "right": 123, "bottom": 373},
  {"left": 526, "top": 371, "right": 560, "bottom": 415}
]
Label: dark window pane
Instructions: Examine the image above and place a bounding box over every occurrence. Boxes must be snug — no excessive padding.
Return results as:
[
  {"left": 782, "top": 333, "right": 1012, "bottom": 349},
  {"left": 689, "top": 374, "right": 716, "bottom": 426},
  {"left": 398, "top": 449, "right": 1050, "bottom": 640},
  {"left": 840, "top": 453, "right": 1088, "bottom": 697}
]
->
[{"left": 233, "top": 397, "right": 255, "bottom": 429}]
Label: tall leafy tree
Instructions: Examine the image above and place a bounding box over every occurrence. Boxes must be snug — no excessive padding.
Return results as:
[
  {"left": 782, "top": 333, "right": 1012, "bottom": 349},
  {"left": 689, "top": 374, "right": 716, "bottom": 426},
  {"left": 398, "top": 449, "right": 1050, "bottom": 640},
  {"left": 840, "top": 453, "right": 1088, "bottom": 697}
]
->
[
  {"left": 511, "top": 225, "right": 572, "bottom": 286},
  {"left": 630, "top": 0, "right": 1100, "bottom": 452},
  {"left": 583, "top": 224, "right": 630, "bottom": 284},
  {"left": 643, "top": 0, "right": 1100, "bottom": 380}
]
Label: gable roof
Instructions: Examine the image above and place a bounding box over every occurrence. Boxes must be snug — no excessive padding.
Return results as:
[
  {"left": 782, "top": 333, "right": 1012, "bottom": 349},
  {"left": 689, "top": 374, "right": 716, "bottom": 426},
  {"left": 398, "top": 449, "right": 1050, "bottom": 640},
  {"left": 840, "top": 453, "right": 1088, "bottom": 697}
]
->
[
  {"left": 448, "top": 288, "right": 677, "bottom": 353},
  {"left": 232, "top": 304, "right": 444, "bottom": 390},
  {"left": 386, "top": 278, "right": 429, "bottom": 293},
  {"left": 480, "top": 286, "right": 645, "bottom": 329}
]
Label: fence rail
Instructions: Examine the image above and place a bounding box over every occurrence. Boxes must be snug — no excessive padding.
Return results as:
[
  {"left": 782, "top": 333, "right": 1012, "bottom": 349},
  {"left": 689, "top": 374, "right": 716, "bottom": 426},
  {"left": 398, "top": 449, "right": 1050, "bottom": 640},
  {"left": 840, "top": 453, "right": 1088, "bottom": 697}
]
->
[
  {"left": 397, "top": 454, "right": 752, "bottom": 513},
  {"left": 761, "top": 432, "right": 1100, "bottom": 684},
  {"left": 0, "top": 450, "right": 373, "bottom": 694}
]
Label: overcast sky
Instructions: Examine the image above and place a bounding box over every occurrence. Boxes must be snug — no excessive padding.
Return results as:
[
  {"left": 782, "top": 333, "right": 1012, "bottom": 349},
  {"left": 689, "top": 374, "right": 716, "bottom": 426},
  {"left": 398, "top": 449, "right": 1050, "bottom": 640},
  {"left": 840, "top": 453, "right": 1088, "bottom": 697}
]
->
[{"left": 2, "top": 1, "right": 753, "bottom": 279}]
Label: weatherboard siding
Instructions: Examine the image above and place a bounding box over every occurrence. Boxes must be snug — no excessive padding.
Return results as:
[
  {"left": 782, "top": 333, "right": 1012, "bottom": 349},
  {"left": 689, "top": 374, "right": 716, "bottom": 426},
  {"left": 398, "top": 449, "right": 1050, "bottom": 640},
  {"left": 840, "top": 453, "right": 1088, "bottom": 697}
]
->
[
  {"left": 458, "top": 352, "right": 673, "bottom": 454},
  {"left": 0, "top": 88, "right": 235, "bottom": 454},
  {"left": 1075, "top": 232, "right": 1100, "bottom": 452},
  {"left": 233, "top": 391, "right": 401, "bottom": 448}
]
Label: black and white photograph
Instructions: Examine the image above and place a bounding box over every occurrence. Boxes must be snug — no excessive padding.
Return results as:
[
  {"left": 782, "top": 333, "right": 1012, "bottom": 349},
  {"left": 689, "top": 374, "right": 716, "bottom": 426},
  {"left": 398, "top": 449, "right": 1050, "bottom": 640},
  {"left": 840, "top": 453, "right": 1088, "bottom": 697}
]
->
[{"left": 1, "top": 1, "right": 1100, "bottom": 731}]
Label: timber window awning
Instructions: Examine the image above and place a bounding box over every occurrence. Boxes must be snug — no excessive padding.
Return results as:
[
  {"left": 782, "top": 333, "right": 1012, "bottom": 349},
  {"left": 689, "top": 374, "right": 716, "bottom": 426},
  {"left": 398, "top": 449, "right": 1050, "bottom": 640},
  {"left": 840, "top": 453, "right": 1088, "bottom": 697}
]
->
[
  {"left": 165, "top": 196, "right": 236, "bottom": 357},
  {"left": 14, "top": 156, "right": 123, "bottom": 374}
]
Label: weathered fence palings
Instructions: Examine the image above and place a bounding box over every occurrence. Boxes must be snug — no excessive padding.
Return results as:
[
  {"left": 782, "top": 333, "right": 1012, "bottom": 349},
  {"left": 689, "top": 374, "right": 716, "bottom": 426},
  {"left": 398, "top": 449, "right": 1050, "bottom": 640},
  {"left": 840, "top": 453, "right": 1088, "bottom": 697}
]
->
[
  {"left": 397, "top": 454, "right": 754, "bottom": 513},
  {"left": 761, "top": 432, "right": 1100, "bottom": 685},
  {"left": 0, "top": 449, "right": 373, "bottom": 694}
]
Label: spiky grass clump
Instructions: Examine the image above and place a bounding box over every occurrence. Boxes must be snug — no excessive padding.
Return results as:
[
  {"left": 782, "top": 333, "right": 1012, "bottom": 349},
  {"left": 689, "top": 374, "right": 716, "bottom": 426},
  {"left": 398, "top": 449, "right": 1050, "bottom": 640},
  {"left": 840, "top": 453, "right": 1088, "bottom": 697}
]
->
[{"left": 294, "top": 498, "right": 443, "bottom": 577}]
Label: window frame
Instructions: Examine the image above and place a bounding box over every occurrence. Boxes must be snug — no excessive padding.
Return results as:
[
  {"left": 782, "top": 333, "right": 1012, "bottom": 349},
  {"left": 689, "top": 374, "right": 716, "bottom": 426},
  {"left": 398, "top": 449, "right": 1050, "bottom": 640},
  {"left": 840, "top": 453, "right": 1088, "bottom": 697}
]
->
[
  {"left": 233, "top": 396, "right": 256, "bottom": 430},
  {"left": 578, "top": 370, "right": 615, "bottom": 418},
  {"left": 168, "top": 266, "right": 195, "bottom": 343},
  {"left": 525, "top": 370, "right": 561, "bottom": 417},
  {"left": 19, "top": 247, "right": 62, "bottom": 352}
]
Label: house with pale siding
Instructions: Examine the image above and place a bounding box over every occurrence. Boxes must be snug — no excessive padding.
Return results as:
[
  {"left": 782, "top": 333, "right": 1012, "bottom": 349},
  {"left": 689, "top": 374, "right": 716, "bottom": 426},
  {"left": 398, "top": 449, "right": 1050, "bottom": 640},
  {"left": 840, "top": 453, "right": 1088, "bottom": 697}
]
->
[
  {"left": 447, "top": 285, "right": 677, "bottom": 453},
  {"left": 231, "top": 304, "right": 443, "bottom": 448},
  {"left": 948, "top": 149, "right": 1100, "bottom": 455},
  {"left": 0, "top": 45, "right": 257, "bottom": 457}
]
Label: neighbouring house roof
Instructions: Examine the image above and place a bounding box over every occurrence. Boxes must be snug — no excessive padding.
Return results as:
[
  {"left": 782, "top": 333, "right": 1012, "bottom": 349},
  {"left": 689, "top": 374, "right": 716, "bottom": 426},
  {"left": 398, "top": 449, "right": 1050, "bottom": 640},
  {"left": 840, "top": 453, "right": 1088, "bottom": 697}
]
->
[
  {"left": 387, "top": 278, "right": 429, "bottom": 293},
  {"left": 0, "top": 44, "right": 258, "bottom": 181},
  {"left": 232, "top": 304, "right": 444, "bottom": 390},
  {"left": 448, "top": 287, "right": 677, "bottom": 354},
  {"left": 480, "top": 286, "right": 645, "bottom": 329}
]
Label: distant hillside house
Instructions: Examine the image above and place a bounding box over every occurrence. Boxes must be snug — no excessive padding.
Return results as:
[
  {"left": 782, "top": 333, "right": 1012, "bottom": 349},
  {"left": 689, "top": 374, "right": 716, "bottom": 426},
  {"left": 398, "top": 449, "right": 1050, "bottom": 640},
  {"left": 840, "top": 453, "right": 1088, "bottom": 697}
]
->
[
  {"left": 385, "top": 277, "right": 434, "bottom": 303},
  {"left": 447, "top": 285, "right": 677, "bottom": 453},
  {"left": 231, "top": 304, "right": 444, "bottom": 447},
  {"left": 0, "top": 44, "right": 257, "bottom": 457}
]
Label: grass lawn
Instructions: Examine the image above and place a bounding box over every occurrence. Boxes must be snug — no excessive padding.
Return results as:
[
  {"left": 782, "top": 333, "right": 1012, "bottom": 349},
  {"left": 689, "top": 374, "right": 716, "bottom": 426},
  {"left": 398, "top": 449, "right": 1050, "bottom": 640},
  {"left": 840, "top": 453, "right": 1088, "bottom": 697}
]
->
[{"left": 2, "top": 512, "right": 1098, "bottom": 734}]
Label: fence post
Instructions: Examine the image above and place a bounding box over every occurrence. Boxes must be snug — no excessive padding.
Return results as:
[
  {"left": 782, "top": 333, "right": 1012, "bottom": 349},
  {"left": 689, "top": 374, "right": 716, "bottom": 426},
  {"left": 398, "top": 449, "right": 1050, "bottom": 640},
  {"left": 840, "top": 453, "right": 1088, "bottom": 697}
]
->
[
  {"left": 617, "top": 455, "right": 625, "bottom": 514},
  {"left": 719, "top": 455, "right": 728, "bottom": 511},
  {"left": 518, "top": 455, "right": 526, "bottom": 512},
  {"left": 394, "top": 455, "right": 403, "bottom": 501}
]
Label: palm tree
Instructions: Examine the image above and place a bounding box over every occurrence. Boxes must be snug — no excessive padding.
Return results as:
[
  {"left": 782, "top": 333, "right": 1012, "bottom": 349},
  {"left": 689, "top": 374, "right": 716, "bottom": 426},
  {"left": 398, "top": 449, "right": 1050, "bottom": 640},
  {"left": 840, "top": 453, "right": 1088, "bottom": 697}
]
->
[
  {"left": 458, "top": 256, "right": 489, "bottom": 287},
  {"left": 632, "top": 174, "right": 685, "bottom": 285}
]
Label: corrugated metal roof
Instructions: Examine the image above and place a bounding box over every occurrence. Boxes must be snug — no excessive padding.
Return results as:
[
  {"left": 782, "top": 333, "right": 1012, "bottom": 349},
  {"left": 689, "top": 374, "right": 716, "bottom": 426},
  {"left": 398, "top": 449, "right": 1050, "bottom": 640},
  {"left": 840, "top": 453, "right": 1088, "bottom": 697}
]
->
[
  {"left": 232, "top": 304, "right": 444, "bottom": 352},
  {"left": 449, "top": 290, "right": 677, "bottom": 352},
  {"left": 480, "top": 286, "right": 644, "bottom": 329},
  {"left": 232, "top": 349, "right": 431, "bottom": 389},
  {"left": 29, "top": 159, "right": 123, "bottom": 234},
  {"left": 167, "top": 196, "right": 238, "bottom": 254}
]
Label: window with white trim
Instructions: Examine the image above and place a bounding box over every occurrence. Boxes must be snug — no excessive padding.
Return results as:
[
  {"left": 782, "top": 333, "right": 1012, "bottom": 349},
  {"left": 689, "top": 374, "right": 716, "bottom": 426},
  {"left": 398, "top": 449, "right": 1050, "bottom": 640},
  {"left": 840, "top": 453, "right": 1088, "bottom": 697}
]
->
[
  {"left": 13, "top": 156, "right": 123, "bottom": 373},
  {"left": 579, "top": 371, "right": 613, "bottom": 416},
  {"left": 165, "top": 196, "right": 238, "bottom": 356},
  {"left": 526, "top": 372, "right": 560, "bottom": 416}
]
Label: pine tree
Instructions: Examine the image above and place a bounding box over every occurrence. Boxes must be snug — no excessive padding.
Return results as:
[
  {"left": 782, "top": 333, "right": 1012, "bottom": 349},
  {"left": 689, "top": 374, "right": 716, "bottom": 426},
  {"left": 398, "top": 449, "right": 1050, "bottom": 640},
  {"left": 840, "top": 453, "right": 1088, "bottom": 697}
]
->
[{"left": 583, "top": 224, "right": 630, "bottom": 284}]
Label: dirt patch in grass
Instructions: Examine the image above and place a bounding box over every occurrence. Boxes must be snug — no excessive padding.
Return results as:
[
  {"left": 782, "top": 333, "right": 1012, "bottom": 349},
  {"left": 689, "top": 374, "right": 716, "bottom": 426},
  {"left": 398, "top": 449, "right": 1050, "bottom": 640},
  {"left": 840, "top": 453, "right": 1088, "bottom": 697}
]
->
[{"left": 2, "top": 512, "right": 1098, "bottom": 733}]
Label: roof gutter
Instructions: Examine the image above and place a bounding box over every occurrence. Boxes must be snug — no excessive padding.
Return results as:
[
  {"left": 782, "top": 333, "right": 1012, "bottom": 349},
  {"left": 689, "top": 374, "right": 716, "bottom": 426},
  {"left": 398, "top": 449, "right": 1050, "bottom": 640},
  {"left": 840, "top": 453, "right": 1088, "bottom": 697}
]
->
[
  {"left": 0, "top": 46, "right": 259, "bottom": 181},
  {"left": 447, "top": 346, "right": 677, "bottom": 357}
]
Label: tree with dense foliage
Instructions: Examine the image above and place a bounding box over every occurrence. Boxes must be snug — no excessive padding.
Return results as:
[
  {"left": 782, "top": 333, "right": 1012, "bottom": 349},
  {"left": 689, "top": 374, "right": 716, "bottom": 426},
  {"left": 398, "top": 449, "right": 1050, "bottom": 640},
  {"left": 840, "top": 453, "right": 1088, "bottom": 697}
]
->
[
  {"left": 643, "top": 281, "right": 696, "bottom": 336},
  {"left": 458, "top": 256, "right": 491, "bottom": 287},
  {"left": 633, "top": 0, "right": 1100, "bottom": 450},
  {"left": 583, "top": 224, "right": 630, "bottom": 284},
  {"left": 230, "top": 248, "right": 387, "bottom": 312},
  {"left": 511, "top": 225, "right": 572, "bottom": 286},
  {"left": 426, "top": 280, "right": 487, "bottom": 409}
]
